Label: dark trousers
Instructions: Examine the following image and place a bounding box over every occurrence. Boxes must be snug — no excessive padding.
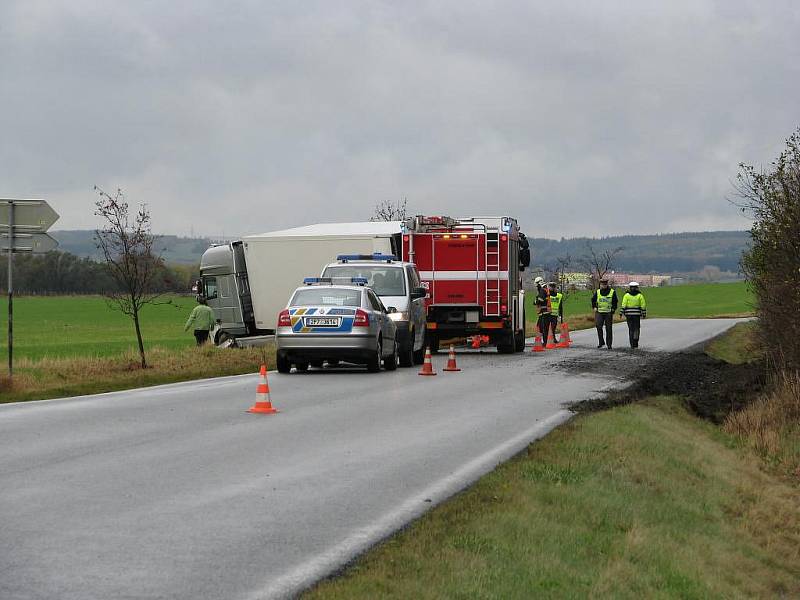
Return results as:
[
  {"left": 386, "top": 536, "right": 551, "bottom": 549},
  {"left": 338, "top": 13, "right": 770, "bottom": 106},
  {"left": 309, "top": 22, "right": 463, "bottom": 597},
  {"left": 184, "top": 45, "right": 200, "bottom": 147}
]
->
[
  {"left": 595, "top": 312, "right": 613, "bottom": 347},
  {"left": 549, "top": 315, "right": 560, "bottom": 341},
  {"left": 538, "top": 314, "right": 555, "bottom": 344},
  {"left": 194, "top": 330, "right": 210, "bottom": 346},
  {"left": 626, "top": 316, "right": 641, "bottom": 348}
]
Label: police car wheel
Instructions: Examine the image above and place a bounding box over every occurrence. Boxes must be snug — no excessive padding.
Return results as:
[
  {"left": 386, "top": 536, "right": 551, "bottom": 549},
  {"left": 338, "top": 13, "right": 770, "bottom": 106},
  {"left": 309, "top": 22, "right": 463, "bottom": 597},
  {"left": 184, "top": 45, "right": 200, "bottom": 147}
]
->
[
  {"left": 367, "top": 339, "right": 382, "bottom": 372},
  {"left": 276, "top": 353, "right": 291, "bottom": 374},
  {"left": 399, "top": 333, "right": 414, "bottom": 368},
  {"left": 385, "top": 339, "right": 399, "bottom": 371}
]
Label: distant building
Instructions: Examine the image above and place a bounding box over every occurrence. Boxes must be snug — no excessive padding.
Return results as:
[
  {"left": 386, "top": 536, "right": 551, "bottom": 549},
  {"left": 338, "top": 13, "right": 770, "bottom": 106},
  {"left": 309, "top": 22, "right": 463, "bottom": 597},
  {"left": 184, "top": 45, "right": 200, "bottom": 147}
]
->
[{"left": 606, "top": 272, "right": 671, "bottom": 287}]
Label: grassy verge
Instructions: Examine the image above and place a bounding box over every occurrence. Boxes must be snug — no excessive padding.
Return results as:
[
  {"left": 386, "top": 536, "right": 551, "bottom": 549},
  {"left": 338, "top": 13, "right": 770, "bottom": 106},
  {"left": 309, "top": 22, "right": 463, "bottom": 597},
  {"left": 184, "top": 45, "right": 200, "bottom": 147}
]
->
[
  {"left": 306, "top": 396, "right": 800, "bottom": 599},
  {"left": 705, "top": 321, "right": 760, "bottom": 364},
  {"left": 0, "top": 344, "right": 276, "bottom": 403}
]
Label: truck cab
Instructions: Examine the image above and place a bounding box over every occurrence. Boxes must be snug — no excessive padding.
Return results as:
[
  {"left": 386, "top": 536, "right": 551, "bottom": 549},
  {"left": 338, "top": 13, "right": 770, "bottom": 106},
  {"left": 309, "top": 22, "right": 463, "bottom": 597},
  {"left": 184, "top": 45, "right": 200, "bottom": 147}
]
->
[{"left": 198, "top": 241, "right": 254, "bottom": 343}]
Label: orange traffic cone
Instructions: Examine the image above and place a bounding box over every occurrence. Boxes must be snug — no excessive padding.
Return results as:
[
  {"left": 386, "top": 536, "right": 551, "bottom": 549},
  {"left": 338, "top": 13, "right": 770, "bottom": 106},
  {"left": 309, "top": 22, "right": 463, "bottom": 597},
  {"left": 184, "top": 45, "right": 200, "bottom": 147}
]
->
[
  {"left": 443, "top": 345, "right": 461, "bottom": 372},
  {"left": 471, "top": 336, "right": 481, "bottom": 349},
  {"left": 545, "top": 331, "right": 557, "bottom": 350},
  {"left": 418, "top": 347, "right": 437, "bottom": 376},
  {"left": 532, "top": 333, "right": 545, "bottom": 352},
  {"left": 247, "top": 364, "right": 279, "bottom": 414},
  {"left": 557, "top": 323, "right": 572, "bottom": 348}
]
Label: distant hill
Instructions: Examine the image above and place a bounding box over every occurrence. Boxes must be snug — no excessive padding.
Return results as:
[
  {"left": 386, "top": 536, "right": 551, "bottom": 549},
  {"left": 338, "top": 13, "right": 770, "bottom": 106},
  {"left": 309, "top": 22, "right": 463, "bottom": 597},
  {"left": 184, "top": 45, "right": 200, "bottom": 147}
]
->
[
  {"left": 529, "top": 231, "right": 749, "bottom": 274},
  {"left": 51, "top": 230, "right": 216, "bottom": 264},
  {"left": 50, "top": 229, "right": 750, "bottom": 273}
]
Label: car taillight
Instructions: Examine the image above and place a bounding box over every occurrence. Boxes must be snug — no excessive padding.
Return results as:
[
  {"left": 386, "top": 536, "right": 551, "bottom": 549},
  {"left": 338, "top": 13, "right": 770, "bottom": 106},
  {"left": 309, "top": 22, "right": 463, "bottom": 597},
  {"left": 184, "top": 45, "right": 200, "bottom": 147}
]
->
[
  {"left": 354, "top": 309, "right": 370, "bottom": 327},
  {"left": 278, "top": 309, "right": 291, "bottom": 327}
]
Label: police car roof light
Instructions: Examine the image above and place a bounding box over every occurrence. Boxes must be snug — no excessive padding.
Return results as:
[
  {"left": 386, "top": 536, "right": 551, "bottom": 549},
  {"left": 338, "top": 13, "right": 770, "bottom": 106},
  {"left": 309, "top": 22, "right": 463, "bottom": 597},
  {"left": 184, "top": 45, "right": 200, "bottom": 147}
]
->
[
  {"left": 303, "top": 277, "right": 333, "bottom": 285},
  {"left": 336, "top": 253, "right": 397, "bottom": 263},
  {"left": 351, "top": 277, "right": 368, "bottom": 285}
]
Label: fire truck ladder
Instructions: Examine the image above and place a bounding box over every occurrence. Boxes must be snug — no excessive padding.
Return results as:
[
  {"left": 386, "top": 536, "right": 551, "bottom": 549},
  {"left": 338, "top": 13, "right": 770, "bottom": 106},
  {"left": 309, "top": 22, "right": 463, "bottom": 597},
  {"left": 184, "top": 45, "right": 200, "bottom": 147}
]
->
[{"left": 485, "top": 233, "right": 501, "bottom": 316}]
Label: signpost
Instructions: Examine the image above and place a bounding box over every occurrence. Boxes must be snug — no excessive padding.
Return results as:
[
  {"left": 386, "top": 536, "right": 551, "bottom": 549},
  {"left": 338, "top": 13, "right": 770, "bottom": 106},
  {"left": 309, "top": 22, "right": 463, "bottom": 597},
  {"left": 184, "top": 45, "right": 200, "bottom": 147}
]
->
[{"left": 1, "top": 199, "right": 60, "bottom": 377}]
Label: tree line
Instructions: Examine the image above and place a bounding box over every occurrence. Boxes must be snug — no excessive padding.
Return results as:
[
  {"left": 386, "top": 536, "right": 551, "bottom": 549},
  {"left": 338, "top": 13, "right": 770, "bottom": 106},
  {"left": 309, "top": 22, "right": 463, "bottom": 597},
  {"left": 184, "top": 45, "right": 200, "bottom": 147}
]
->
[{"left": 0, "top": 250, "right": 197, "bottom": 295}]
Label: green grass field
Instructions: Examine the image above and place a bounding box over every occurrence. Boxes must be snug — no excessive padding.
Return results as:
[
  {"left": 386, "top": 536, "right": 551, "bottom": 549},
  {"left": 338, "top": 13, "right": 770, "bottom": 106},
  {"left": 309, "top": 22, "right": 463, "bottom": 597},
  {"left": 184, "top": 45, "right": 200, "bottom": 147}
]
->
[
  {"left": 526, "top": 280, "right": 753, "bottom": 322},
  {"left": 0, "top": 295, "right": 198, "bottom": 362},
  {"left": 0, "top": 282, "right": 753, "bottom": 363}
]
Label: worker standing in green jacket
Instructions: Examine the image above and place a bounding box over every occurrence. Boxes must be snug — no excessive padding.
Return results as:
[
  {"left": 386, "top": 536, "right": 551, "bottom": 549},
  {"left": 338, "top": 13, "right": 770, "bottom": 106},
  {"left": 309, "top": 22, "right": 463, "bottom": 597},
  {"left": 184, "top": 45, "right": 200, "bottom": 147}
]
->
[
  {"left": 184, "top": 297, "right": 216, "bottom": 345},
  {"left": 547, "top": 281, "right": 564, "bottom": 342},
  {"left": 620, "top": 282, "right": 647, "bottom": 349}
]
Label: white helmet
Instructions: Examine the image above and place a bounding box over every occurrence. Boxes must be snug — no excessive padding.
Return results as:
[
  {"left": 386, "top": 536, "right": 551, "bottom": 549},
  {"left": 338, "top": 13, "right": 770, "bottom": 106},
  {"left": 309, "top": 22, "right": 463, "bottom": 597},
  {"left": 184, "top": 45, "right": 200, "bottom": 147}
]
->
[
  {"left": 534, "top": 276, "right": 544, "bottom": 285},
  {"left": 629, "top": 281, "right": 640, "bottom": 287}
]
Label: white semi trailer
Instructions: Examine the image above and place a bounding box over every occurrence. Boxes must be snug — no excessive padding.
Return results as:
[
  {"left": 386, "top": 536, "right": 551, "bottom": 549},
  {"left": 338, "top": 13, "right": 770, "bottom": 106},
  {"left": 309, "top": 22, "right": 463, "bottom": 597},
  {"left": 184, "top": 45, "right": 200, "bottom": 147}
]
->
[{"left": 199, "top": 221, "right": 403, "bottom": 344}]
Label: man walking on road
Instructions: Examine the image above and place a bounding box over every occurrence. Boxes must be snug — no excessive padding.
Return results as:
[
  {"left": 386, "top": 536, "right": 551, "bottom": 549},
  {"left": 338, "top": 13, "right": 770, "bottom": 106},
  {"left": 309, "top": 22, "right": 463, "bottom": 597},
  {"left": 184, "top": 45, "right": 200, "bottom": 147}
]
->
[
  {"left": 548, "top": 281, "right": 563, "bottom": 343},
  {"left": 184, "top": 297, "right": 216, "bottom": 345},
  {"left": 534, "top": 276, "right": 553, "bottom": 344},
  {"left": 592, "top": 277, "right": 618, "bottom": 349},
  {"left": 621, "top": 281, "right": 647, "bottom": 348}
]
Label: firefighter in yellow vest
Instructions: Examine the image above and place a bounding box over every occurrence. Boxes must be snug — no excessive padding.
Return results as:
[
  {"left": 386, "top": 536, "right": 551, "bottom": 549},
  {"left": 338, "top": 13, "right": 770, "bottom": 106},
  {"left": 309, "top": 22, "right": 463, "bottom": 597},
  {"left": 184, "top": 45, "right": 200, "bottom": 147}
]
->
[
  {"left": 591, "top": 277, "right": 618, "bottom": 349},
  {"left": 547, "top": 282, "right": 564, "bottom": 343},
  {"left": 620, "top": 281, "right": 647, "bottom": 349},
  {"left": 533, "top": 276, "right": 554, "bottom": 344}
]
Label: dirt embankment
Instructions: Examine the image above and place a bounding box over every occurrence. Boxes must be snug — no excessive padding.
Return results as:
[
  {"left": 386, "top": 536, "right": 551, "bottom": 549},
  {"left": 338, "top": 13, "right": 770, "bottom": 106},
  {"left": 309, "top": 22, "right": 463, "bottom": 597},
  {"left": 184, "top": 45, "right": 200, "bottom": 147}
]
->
[{"left": 563, "top": 350, "right": 766, "bottom": 424}]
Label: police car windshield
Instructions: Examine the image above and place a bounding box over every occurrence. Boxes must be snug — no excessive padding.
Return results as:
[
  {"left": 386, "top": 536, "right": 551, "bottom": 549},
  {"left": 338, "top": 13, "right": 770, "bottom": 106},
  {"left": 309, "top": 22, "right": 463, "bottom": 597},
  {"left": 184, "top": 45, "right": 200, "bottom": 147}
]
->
[
  {"left": 322, "top": 265, "right": 406, "bottom": 296},
  {"left": 291, "top": 288, "right": 362, "bottom": 307}
]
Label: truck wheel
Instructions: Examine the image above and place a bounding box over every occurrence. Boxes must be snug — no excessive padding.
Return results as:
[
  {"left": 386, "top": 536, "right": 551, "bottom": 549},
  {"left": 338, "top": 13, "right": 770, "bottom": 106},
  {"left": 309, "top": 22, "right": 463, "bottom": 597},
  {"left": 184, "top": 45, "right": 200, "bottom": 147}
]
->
[
  {"left": 497, "top": 330, "right": 515, "bottom": 354},
  {"left": 399, "top": 331, "right": 414, "bottom": 367},
  {"left": 367, "top": 338, "right": 382, "bottom": 372},
  {"left": 384, "top": 339, "right": 399, "bottom": 371},
  {"left": 514, "top": 328, "right": 526, "bottom": 352},
  {"left": 276, "top": 353, "right": 291, "bottom": 374}
]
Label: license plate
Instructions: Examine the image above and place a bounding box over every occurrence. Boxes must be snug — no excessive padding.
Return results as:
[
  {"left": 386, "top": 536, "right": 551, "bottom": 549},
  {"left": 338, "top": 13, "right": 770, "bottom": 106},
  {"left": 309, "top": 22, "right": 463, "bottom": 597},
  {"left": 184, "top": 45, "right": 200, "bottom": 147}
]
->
[{"left": 305, "top": 317, "right": 339, "bottom": 327}]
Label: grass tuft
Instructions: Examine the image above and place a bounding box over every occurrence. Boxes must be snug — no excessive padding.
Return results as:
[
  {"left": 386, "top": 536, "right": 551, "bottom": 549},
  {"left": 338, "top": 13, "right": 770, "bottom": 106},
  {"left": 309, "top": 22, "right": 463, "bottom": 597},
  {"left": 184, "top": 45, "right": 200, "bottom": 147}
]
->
[{"left": 724, "top": 372, "right": 800, "bottom": 477}]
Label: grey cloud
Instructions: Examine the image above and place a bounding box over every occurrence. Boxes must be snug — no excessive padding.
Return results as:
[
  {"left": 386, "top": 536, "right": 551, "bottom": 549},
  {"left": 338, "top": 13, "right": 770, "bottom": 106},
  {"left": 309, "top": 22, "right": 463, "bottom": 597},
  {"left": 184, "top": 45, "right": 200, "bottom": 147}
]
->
[{"left": 1, "top": 0, "right": 797, "bottom": 239}]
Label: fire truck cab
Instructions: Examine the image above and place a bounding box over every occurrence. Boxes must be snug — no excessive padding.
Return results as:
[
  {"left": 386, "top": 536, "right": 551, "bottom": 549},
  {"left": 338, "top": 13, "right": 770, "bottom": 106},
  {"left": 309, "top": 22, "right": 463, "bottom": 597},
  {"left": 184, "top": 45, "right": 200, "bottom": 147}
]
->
[{"left": 401, "top": 215, "right": 530, "bottom": 354}]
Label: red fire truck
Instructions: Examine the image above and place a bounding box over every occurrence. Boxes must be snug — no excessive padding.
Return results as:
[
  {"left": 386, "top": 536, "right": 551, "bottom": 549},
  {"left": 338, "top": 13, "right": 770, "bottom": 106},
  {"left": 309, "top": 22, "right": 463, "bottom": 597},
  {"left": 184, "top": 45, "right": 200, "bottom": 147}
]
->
[{"left": 401, "top": 215, "right": 531, "bottom": 354}]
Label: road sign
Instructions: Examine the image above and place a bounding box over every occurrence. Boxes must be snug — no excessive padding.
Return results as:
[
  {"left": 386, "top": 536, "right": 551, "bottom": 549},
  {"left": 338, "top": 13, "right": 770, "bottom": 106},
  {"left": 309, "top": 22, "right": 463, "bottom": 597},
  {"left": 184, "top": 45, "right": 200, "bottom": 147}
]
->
[
  {"left": 0, "top": 232, "right": 59, "bottom": 253},
  {"left": 0, "top": 199, "right": 60, "bottom": 232},
  {"left": 2, "top": 198, "right": 60, "bottom": 377}
]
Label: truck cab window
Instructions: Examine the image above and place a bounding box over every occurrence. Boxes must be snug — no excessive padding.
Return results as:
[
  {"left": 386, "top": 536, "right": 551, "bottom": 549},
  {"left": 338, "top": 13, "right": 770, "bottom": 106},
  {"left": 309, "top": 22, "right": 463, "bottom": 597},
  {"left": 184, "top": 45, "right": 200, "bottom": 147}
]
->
[{"left": 204, "top": 278, "right": 218, "bottom": 299}]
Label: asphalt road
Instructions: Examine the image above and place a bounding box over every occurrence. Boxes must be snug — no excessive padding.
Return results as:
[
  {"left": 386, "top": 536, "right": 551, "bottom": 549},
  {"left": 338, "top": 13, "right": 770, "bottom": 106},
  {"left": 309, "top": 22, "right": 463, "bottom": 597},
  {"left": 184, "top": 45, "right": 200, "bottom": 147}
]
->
[{"left": 0, "top": 318, "right": 743, "bottom": 600}]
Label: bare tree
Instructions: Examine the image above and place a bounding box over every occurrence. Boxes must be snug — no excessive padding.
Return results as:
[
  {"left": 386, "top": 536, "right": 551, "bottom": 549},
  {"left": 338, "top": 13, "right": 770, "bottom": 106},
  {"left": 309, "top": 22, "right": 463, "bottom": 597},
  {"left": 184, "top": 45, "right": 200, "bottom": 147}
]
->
[
  {"left": 371, "top": 198, "right": 408, "bottom": 222},
  {"left": 581, "top": 241, "right": 623, "bottom": 288},
  {"left": 94, "top": 186, "right": 164, "bottom": 369}
]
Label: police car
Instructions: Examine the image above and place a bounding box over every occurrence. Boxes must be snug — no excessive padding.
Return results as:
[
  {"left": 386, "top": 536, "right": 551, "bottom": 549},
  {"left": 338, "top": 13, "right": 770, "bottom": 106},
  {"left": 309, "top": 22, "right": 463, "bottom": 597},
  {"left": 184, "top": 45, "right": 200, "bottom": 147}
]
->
[
  {"left": 275, "top": 277, "right": 399, "bottom": 373},
  {"left": 320, "top": 254, "right": 427, "bottom": 367}
]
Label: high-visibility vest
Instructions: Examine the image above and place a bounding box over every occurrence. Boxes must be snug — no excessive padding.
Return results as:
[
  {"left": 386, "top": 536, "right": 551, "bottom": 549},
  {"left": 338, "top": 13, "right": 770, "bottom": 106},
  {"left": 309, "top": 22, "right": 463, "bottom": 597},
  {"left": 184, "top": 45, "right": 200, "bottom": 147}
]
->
[
  {"left": 595, "top": 288, "right": 615, "bottom": 313},
  {"left": 550, "top": 292, "right": 563, "bottom": 314},
  {"left": 621, "top": 292, "right": 647, "bottom": 316}
]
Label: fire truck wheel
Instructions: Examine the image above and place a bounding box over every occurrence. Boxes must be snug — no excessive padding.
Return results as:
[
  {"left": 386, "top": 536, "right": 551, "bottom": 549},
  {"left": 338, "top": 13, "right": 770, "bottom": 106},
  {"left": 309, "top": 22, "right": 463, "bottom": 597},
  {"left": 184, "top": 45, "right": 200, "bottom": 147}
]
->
[
  {"left": 497, "top": 330, "right": 516, "bottom": 354},
  {"left": 413, "top": 344, "right": 425, "bottom": 365},
  {"left": 514, "top": 328, "right": 526, "bottom": 352}
]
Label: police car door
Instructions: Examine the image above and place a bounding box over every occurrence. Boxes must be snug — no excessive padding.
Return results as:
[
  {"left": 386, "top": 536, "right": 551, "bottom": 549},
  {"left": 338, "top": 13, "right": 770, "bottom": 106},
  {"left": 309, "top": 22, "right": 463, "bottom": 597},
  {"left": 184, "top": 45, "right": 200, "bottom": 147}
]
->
[{"left": 367, "top": 289, "right": 394, "bottom": 352}]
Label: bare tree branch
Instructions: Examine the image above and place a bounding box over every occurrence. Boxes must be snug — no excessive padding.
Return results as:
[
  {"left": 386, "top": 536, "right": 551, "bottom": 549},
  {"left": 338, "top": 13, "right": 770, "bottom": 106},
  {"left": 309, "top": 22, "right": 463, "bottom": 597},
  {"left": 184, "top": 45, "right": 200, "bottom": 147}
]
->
[
  {"left": 93, "top": 186, "right": 165, "bottom": 369},
  {"left": 371, "top": 198, "right": 409, "bottom": 222}
]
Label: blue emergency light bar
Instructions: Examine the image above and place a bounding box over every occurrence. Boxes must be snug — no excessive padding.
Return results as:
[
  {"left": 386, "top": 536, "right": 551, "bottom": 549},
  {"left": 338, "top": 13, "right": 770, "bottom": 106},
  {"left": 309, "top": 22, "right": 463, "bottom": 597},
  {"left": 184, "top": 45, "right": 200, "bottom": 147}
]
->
[
  {"left": 336, "top": 253, "right": 397, "bottom": 263},
  {"left": 303, "top": 277, "right": 369, "bottom": 286}
]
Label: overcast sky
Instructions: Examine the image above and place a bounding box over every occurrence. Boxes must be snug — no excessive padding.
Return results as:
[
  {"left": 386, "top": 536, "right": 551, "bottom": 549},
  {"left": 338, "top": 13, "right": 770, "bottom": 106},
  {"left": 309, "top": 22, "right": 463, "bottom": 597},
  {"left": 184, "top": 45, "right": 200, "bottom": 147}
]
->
[{"left": 1, "top": 1, "right": 798, "bottom": 239}]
